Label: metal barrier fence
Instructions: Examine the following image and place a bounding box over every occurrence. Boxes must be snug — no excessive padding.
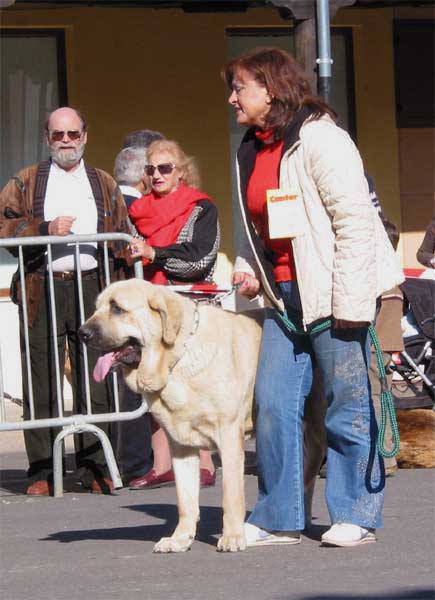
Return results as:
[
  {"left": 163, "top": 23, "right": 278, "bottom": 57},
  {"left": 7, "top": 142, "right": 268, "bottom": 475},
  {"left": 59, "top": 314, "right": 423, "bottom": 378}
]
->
[{"left": 0, "top": 233, "right": 147, "bottom": 497}]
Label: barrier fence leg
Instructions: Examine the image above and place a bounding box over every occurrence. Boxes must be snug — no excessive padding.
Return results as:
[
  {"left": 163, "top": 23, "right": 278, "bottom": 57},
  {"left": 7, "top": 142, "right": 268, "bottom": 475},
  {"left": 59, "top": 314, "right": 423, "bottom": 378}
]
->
[
  {"left": 53, "top": 428, "right": 70, "bottom": 498},
  {"left": 83, "top": 424, "right": 123, "bottom": 490},
  {"left": 53, "top": 424, "right": 122, "bottom": 498}
]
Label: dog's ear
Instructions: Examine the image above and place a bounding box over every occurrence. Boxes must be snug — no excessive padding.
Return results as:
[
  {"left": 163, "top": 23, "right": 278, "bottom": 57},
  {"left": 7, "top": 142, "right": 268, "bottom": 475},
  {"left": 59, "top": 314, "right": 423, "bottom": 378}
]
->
[{"left": 148, "top": 289, "right": 183, "bottom": 346}]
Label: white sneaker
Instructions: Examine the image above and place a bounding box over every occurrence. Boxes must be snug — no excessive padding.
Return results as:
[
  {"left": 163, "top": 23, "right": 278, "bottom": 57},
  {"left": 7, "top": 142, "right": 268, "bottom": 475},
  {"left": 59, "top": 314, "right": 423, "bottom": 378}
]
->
[
  {"left": 321, "top": 523, "right": 377, "bottom": 547},
  {"left": 244, "top": 522, "right": 301, "bottom": 547}
]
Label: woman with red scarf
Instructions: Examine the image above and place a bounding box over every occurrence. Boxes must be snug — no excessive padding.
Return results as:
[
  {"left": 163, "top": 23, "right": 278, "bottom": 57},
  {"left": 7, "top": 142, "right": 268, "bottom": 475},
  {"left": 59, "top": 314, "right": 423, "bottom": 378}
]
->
[{"left": 127, "top": 139, "right": 220, "bottom": 490}]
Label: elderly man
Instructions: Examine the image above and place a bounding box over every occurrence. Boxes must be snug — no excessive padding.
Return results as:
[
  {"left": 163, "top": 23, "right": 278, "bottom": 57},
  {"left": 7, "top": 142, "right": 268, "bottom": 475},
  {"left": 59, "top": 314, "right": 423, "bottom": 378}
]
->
[
  {"left": 114, "top": 146, "right": 149, "bottom": 209},
  {"left": 121, "top": 128, "right": 164, "bottom": 151},
  {"left": 0, "top": 107, "right": 129, "bottom": 496},
  {"left": 117, "top": 129, "right": 164, "bottom": 210}
]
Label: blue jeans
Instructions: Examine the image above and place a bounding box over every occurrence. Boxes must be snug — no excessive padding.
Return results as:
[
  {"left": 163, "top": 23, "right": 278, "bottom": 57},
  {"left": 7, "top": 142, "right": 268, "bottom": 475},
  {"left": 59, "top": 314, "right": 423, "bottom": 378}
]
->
[{"left": 248, "top": 281, "right": 384, "bottom": 531}]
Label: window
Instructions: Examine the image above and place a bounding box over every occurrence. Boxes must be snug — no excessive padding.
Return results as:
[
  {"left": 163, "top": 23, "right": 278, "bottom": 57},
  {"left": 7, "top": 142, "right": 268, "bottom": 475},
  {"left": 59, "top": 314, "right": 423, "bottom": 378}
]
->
[
  {"left": 394, "top": 20, "right": 435, "bottom": 128},
  {"left": 0, "top": 28, "right": 67, "bottom": 289}
]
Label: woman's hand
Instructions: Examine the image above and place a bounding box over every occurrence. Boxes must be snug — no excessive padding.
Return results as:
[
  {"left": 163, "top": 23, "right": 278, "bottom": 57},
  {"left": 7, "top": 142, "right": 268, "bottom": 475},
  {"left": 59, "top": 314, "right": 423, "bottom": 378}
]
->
[
  {"left": 129, "top": 239, "right": 155, "bottom": 261},
  {"left": 232, "top": 271, "right": 260, "bottom": 299},
  {"left": 333, "top": 319, "right": 370, "bottom": 329}
]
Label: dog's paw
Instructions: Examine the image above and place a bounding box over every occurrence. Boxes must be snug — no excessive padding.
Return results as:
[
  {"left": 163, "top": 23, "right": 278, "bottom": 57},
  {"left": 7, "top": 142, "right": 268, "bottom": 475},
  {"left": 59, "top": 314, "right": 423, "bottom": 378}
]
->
[
  {"left": 217, "top": 534, "right": 246, "bottom": 552},
  {"left": 153, "top": 535, "right": 194, "bottom": 554}
]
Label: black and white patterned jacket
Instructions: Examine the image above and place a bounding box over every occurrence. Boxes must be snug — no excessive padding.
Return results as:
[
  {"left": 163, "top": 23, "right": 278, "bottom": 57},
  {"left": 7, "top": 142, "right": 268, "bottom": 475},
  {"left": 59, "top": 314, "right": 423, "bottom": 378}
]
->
[{"left": 139, "top": 199, "right": 220, "bottom": 283}]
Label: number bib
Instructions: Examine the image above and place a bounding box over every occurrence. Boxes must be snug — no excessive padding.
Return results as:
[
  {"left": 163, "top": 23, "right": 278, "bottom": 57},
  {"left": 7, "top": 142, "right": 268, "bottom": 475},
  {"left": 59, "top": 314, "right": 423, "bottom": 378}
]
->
[{"left": 266, "top": 188, "right": 306, "bottom": 239}]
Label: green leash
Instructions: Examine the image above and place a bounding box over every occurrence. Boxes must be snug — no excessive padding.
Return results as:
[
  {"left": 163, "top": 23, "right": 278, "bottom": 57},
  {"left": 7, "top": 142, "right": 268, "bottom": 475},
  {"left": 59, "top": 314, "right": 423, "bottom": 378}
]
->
[
  {"left": 369, "top": 323, "right": 401, "bottom": 458},
  {"left": 278, "top": 312, "right": 400, "bottom": 458}
]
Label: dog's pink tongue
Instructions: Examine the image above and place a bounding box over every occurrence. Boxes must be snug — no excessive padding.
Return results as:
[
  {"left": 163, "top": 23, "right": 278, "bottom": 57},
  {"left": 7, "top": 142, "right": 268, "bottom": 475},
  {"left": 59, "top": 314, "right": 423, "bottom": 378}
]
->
[{"left": 93, "top": 352, "right": 115, "bottom": 383}]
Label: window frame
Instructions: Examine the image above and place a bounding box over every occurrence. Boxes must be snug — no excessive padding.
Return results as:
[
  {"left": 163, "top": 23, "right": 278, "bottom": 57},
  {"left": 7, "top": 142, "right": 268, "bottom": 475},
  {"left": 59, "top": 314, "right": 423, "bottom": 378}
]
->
[
  {"left": 0, "top": 27, "right": 68, "bottom": 106},
  {"left": 0, "top": 27, "right": 68, "bottom": 296},
  {"left": 393, "top": 19, "right": 435, "bottom": 129}
]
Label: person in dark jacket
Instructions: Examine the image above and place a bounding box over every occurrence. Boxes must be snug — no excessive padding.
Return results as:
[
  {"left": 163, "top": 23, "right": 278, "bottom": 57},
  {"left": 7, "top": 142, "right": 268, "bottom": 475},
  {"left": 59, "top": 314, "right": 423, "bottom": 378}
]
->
[
  {"left": 115, "top": 129, "right": 165, "bottom": 209},
  {"left": 122, "top": 128, "right": 164, "bottom": 151},
  {"left": 417, "top": 218, "right": 435, "bottom": 268},
  {"left": 114, "top": 146, "right": 149, "bottom": 210}
]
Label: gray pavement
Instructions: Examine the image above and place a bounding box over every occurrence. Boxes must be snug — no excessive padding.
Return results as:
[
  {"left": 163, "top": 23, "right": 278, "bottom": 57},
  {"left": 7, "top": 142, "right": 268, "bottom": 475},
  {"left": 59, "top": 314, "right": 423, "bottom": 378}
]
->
[{"left": 1, "top": 402, "right": 434, "bottom": 600}]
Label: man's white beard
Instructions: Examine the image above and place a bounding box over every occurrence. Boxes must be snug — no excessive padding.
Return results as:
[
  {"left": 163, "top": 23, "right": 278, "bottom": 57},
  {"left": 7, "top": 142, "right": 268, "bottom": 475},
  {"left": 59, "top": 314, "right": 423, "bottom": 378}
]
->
[{"left": 50, "top": 142, "right": 85, "bottom": 168}]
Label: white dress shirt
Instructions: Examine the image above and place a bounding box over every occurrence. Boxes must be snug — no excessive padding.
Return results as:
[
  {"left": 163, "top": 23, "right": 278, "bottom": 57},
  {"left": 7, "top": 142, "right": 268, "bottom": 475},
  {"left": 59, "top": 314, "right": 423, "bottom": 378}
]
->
[
  {"left": 44, "top": 160, "right": 98, "bottom": 271},
  {"left": 119, "top": 184, "right": 142, "bottom": 200}
]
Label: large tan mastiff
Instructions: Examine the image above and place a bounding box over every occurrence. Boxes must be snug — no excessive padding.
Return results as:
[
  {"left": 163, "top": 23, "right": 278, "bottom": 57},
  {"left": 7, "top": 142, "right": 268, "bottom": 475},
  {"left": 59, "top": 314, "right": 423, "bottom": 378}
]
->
[{"left": 79, "top": 279, "right": 325, "bottom": 553}]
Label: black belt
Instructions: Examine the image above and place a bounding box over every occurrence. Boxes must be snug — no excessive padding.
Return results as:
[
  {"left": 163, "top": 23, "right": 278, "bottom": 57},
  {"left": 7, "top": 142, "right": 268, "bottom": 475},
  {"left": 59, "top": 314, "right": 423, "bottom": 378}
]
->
[{"left": 49, "top": 268, "right": 99, "bottom": 281}]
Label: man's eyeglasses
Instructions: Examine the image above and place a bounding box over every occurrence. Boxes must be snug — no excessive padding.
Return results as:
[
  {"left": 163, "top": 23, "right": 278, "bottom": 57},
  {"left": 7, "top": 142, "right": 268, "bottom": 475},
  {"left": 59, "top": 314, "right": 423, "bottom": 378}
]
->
[
  {"left": 145, "top": 163, "right": 176, "bottom": 177},
  {"left": 49, "top": 130, "right": 83, "bottom": 142}
]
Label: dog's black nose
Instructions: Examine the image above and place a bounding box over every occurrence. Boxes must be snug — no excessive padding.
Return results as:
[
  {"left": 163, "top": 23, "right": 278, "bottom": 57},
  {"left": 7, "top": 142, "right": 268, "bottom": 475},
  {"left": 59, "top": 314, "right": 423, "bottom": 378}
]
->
[{"left": 78, "top": 325, "right": 94, "bottom": 344}]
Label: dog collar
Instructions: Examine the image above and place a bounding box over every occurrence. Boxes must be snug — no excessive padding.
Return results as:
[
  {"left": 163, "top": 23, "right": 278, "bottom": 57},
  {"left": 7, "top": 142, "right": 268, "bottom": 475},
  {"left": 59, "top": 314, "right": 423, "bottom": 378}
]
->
[{"left": 169, "top": 302, "right": 200, "bottom": 373}]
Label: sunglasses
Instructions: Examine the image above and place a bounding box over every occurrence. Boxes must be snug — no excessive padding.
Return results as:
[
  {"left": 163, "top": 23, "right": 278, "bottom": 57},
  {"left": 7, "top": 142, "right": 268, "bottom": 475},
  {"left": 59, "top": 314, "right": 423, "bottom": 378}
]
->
[
  {"left": 49, "top": 130, "right": 83, "bottom": 142},
  {"left": 145, "top": 163, "right": 176, "bottom": 177}
]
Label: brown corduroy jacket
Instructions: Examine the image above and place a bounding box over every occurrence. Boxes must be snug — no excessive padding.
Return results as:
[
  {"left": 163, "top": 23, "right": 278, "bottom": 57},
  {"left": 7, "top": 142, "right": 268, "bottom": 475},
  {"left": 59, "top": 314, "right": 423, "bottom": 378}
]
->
[
  {"left": 0, "top": 160, "right": 130, "bottom": 325},
  {"left": 375, "top": 286, "right": 405, "bottom": 352}
]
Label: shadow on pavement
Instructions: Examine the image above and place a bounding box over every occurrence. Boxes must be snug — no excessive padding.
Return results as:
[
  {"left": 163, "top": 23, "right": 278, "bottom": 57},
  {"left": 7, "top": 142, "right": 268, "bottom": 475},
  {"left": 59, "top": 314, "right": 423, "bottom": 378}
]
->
[
  {"left": 301, "top": 523, "right": 329, "bottom": 542},
  {"left": 128, "top": 503, "right": 225, "bottom": 547},
  {"left": 0, "top": 468, "right": 28, "bottom": 494},
  {"left": 286, "top": 590, "right": 434, "bottom": 600},
  {"left": 38, "top": 503, "right": 225, "bottom": 548}
]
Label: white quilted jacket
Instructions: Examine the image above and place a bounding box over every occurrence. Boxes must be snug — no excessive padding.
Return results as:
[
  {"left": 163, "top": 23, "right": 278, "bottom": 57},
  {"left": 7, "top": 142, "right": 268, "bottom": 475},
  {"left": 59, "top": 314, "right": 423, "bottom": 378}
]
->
[{"left": 234, "top": 115, "right": 404, "bottom": 327}]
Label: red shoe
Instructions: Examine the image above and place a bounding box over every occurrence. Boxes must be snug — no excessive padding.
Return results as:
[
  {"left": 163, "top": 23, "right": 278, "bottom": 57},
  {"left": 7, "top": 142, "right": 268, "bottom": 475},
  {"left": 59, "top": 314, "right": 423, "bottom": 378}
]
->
[
  {"left": 26, "top": 480, "right": 50, "bottom": 496},
  {"left": 90, "top": 478, "right": 114, "bottom": 494},
  {"left": 200, "top": 468, "right": 216, "bottom": 488},
  {"left": 129, "top": 469, "right": 175, "bottom": 490}
]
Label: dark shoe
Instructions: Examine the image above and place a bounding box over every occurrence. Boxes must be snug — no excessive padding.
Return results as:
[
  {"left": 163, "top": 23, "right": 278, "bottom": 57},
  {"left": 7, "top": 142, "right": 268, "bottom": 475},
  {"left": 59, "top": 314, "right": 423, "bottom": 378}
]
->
[
  {"left": 200, "top": 468, "right": 216, "bottom": 488},
  {"left": 27, "top": 480, "right": 50, "bottom": 496},
  {"left": 90, "top": 478, "right": 114, "bottom": 494},
  {"left": 129, "top": 469, "right": 175, "bottom": 490}
]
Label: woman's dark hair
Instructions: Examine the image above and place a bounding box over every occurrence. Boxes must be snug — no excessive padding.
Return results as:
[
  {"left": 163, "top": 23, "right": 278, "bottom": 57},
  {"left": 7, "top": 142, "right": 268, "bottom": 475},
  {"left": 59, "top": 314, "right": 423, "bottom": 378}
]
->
[
  {"left": 380, "top": 213, "right": 400, "bottom": 251},
  {"left": 222, "top": 47, "right": 337, "bottom": 138}
]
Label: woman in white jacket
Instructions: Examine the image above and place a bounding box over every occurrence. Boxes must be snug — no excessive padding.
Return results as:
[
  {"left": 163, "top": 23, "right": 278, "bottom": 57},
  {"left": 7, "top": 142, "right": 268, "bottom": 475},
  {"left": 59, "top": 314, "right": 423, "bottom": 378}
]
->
[{"left": 222, "top": 48, "right": 403, "bottom": 548}]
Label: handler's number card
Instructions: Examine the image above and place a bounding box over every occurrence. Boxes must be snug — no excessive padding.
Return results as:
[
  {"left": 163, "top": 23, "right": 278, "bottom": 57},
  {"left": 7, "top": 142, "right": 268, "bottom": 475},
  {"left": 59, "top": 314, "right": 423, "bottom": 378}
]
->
[{"left": 266, "top": 188, "right": 306, "bottom": 239}]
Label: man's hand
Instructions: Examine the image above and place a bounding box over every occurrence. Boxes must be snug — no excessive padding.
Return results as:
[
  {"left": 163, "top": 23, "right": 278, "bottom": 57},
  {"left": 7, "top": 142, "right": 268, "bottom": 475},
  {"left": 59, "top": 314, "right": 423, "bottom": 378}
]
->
[
  {"left": 232, "top": 271, "right": 260, "bottom": 299},
  {"left": 333, "top": 319, "right": 370, "bottom": 329},
  {"left": 48, "top": 216, "right": 76, "bottom": 236}
]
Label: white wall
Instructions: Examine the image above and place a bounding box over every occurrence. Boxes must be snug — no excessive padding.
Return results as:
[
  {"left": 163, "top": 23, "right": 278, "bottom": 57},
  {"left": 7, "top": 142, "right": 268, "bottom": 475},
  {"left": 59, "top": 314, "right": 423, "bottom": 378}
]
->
[
  {"left": 0, "top": 296, "right": 72, "bottom": 404},
  {"left": 0, "top": 296, "right": 22, "bottom": 400}
]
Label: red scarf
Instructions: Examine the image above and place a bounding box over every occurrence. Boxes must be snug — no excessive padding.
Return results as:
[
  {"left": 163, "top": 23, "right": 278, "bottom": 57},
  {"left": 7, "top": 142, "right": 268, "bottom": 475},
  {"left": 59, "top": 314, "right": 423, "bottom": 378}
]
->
[{"left": 129, "top": 182, "right": 212, "bottom": 284}]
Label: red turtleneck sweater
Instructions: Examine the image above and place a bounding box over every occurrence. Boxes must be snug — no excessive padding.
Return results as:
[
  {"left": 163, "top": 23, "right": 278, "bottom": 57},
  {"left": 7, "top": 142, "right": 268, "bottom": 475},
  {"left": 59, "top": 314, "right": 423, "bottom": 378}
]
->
[{"left": 246, "top": 137, "right": 295, "bottom": 282}]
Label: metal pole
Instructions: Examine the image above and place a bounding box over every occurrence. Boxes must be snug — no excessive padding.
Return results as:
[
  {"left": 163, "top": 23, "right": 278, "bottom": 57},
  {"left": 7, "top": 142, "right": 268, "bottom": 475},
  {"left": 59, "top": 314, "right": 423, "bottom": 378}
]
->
[
  {"left": 46, "top": 244, "right": 64, "bottom": 418},
  {"left": 316, "top": 0, "right": 333, "bottom": 102},
  {"left": 18, "top": 245, "right": 35, "bottom": 419}
]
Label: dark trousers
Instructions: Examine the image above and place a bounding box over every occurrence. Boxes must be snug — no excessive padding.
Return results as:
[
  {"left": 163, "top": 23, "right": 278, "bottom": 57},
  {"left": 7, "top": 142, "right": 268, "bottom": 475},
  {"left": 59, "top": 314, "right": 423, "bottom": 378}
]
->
[
  {"left": 21, "top": 272, "right": 112, "bottom": 486},
  {"left": 114, "top": 379, "right": 153, "bottom": 483}
]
